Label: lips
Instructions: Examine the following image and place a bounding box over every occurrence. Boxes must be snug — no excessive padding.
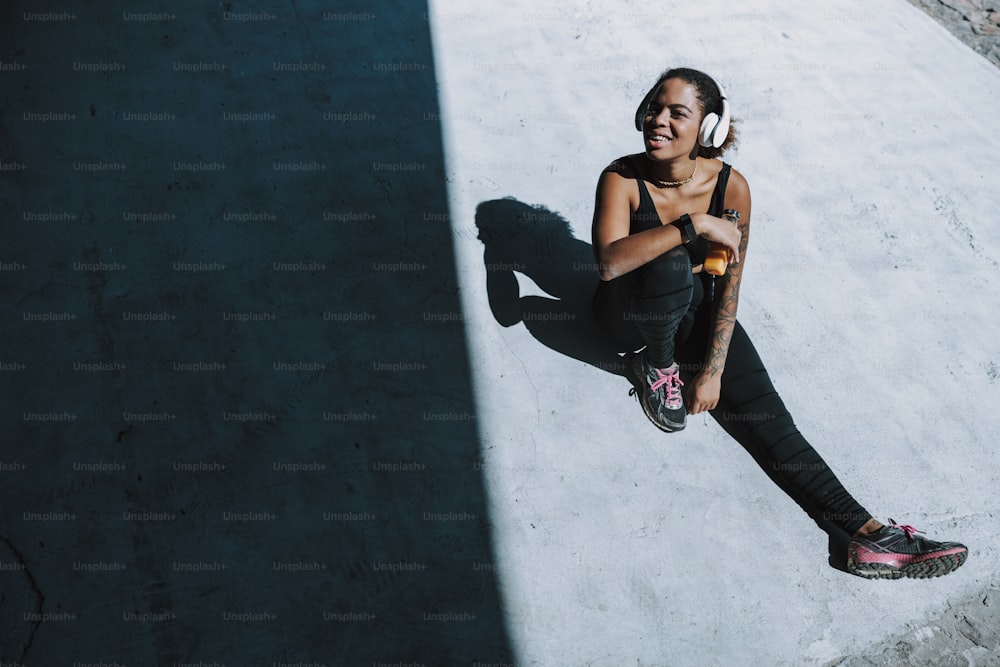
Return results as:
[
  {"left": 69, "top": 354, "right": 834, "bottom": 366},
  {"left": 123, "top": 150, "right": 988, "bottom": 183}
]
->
[{"left": 645, "top": 133, "right": 672, "bottom": 148}]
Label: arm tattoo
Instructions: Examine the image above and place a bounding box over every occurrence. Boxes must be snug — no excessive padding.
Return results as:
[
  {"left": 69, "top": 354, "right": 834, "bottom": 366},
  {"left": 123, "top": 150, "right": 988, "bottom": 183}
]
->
[{"left": 704, "top": 218, "right": 750, "bottom": 376}]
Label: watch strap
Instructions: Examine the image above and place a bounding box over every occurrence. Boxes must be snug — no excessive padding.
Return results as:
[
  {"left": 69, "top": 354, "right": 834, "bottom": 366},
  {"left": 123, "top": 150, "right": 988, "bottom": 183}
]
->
[{"left": 670, "top": 214, "right": 696, "bottom": 245}]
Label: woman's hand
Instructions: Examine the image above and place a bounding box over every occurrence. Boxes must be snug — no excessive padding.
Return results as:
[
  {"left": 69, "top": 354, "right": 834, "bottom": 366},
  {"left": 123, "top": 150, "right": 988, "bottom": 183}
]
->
[
  {"left": 693, "top": 213, "right": 741, "bottom": 265},
  {"left": 686, "top": 371, "right": 721, "bottom": 414}
]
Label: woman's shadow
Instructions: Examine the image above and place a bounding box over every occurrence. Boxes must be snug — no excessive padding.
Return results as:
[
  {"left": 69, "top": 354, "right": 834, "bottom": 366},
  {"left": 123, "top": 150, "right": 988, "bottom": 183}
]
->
[
  {"left": 475, "top": 197, "right": 627, "bottom": 376},
  {"left": 474, "top": 196, "right": 855, "bottom": 573}
]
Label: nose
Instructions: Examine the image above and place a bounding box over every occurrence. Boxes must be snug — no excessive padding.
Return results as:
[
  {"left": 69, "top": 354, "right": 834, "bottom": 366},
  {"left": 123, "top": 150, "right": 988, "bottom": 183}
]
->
[{"left": 646, "top": 105, "right": 669, "bottom": 128}]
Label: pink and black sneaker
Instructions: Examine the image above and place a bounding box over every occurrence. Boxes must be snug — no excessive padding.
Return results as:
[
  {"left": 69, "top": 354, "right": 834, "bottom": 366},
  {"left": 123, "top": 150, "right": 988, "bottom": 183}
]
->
[
  {"left": 846, "top": 519, "right": 968, "bottom": 579},
  {"left": 629, "top": 352, "right": 686, "bottom": 432}
]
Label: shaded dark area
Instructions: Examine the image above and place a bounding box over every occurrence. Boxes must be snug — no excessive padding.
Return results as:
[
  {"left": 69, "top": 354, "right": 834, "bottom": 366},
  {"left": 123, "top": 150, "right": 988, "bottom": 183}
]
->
[
  {"left": 476, "top": 196, "right": 856, "bottom": 572},
  {"left": 475, "top": 198, "right": 626, "bottom": 375},
  {"left": 0, "top": 2, "right": 512, "bottom": 663}
]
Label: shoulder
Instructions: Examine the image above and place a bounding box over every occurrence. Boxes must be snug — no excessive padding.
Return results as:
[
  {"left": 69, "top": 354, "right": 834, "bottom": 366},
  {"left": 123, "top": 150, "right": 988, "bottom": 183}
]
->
[
  {"left": 721, "top": 164, "right": 751, "bottom": 213},
  {"left": 596, "top": 155, "right": 640, "bottom": 197},
  {"left": 723, "top": 164, "right": 750, "bottom": 199},
  {"left": 601, "top": 154, "right": 639, "bottom": 179},
  {"left": 594, "top": 156, "right": 640, "bottom": 218}
]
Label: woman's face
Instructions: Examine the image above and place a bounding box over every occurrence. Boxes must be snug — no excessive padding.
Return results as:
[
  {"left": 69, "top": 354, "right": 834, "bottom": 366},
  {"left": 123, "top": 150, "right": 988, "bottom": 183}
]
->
[{"left": 642, "top": 77, "right": 703, "bottom": 160}]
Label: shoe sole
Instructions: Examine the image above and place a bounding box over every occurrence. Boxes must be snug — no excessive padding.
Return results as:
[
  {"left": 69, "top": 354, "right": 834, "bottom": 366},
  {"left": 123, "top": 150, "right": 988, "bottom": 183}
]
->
[
  {"left": 847, "top": 550, "right": 968, "bottom": 580},
  {"left": 628, "top": 353, "right": 686, "bottom": 433}
]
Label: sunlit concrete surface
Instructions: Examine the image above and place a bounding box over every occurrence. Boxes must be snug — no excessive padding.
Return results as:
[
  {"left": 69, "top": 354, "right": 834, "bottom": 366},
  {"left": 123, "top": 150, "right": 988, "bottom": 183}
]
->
[{"left": 429, "top": 0, "right": 1000, "bottom": 664}]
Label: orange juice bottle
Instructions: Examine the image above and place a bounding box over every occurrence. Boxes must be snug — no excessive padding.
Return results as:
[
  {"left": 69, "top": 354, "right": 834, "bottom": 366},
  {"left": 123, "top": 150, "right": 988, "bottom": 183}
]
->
[{"left": 704, "top": 209, "right": 740, "bottom": 276}]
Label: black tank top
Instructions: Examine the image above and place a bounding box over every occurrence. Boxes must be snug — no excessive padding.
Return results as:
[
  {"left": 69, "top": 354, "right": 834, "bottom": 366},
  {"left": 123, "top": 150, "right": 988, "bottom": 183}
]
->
[{"left": 613, "top": 156, "right": 732, "bottom": 267}]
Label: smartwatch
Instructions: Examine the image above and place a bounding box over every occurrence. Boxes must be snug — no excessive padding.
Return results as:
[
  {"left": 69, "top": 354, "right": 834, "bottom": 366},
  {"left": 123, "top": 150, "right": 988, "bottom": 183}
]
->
[{"left": 670, "top": 213, "right": 697, "bottom": 245}]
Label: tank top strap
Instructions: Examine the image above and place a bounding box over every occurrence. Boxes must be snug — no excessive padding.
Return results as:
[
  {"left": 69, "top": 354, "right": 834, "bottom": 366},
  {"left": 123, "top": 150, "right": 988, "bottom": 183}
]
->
[
  {"left": 708, "top": 162, "right": 732, "bottom": 217},
  {"left": 623, "top": 155, "right": 658, "bottom": 213},
  {"left": 613, "top": 156, "right": 660, "bottom": 234}
]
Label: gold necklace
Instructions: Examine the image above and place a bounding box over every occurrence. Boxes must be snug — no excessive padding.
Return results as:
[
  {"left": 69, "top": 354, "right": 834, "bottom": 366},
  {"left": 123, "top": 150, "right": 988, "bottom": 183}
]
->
[{"left": 650, "top": 160, "right": 698, "bottom": 188}]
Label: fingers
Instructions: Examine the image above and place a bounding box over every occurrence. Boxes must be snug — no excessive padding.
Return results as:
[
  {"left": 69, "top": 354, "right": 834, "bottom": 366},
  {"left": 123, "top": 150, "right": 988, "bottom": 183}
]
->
[
  {"left": 711, "top": 221, "right": 740, "bottom": 261},
  {"left": 685, "top": 381, "right": 720, "bottom": 414},
  {"left": 685, "top": 392, "right": 717, "bottom": 414},
  {"left": 688, "top": 399, "right": 718, "bottom": 414},
  {"left": 702, "top": 223, "right": 741, "bottom": 266}
]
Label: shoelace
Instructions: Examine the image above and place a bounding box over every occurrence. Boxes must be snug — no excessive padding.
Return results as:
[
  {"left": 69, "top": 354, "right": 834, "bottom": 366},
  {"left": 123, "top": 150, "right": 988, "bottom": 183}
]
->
[
  {"left": 649, "top": 367, "right": 683, "bottom": 405},
  {"left": 889, "top": 518, "right": 919, "bottom": 539}
]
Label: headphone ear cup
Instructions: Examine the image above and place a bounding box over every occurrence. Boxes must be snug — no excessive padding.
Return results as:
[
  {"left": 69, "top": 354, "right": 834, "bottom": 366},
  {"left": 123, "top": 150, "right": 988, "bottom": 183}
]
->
[
  {"left": 710, "top": 96, "right": 731, "bottom": 148},
  {"left": 699, "top": 112, "right": 719, "bottom": 148}
]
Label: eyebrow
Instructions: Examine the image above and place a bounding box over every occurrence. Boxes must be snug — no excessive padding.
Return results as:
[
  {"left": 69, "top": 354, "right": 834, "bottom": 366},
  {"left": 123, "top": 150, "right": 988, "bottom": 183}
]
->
[{"left": 652, "top": 99, "right": 693, "bottom": 112}]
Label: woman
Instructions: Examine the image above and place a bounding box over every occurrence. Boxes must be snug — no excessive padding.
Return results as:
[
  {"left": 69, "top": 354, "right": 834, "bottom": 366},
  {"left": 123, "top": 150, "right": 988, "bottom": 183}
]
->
[{"left": 591, "top": 67, "right": 967, "bottom": 579}]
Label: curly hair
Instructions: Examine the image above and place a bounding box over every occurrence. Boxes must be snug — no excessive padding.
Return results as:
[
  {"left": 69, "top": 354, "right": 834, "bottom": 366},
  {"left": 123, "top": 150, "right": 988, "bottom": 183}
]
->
[{"left": 645, "top": 67, "right": 738, "bottom": 159}]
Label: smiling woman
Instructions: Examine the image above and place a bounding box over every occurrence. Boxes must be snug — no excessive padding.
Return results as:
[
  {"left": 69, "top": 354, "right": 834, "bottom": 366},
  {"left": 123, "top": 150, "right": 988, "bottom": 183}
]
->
[{"left": 590, "top": 67, "right": 968, "bottom": 580}]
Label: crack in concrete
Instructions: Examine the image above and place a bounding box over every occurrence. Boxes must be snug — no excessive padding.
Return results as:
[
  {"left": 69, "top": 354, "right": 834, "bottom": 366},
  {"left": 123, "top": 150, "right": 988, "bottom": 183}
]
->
[
  {"left": 0, "top": 535, "right": 45, "bottom": 663},
  {"left": 502, "top": 334, "right": 542, "bottom": 434},
  {"left": 288, "top": 0, "right": 319, "bottom": 58},
  {"left": 958, "top": 615, "right": 990, "bottom": 649},
  {"left": 372, "top": 173, "right": 419, "bottom": 258}
]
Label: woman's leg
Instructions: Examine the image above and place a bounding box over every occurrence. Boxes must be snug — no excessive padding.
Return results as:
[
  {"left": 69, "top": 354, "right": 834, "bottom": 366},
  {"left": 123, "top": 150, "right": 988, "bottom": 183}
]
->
[
  {"left": 675, "top": 308, "right": 873, "bottom": 534},
  {"left": 593, "top": 247, "right": 696, "bottom": 431},
  {"left": 597, "top": 273, "right": 967, "bottom": 577},
  {"left": 675, "top": 308, "right": 968, "bottom": 577},
  {"left": 592, "top": 247, "right": 694, "bottom": 356},
  {"left": 628, "top": 247, "right": 694, "bottom": 368},
  {"left": 592, "top": 272, "right": 644, "bottom": 352}
]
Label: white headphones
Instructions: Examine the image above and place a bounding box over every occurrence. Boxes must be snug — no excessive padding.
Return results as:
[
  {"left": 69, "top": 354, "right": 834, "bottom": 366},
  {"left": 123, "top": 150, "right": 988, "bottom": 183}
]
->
[{"left": 634, "top": 74, "right": 731, "bottom": 149}]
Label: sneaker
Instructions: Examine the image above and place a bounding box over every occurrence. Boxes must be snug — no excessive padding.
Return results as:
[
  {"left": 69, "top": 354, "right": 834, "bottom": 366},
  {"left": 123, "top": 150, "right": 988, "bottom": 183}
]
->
[
  {"left": 628, "top": 352, "right": 686, "bottom": 432},
  {"left": 846, "top": 519, "right": 968, "bottom": 579}
]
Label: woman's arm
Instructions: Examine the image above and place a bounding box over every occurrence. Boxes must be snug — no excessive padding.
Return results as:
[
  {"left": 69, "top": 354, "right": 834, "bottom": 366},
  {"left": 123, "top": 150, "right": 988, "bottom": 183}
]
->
[
  {"left": 591, "top": 168, "right": 741, "bottom": 282},
  {"left": 687, "top": 168, "right": 752, "bottom": 413}
]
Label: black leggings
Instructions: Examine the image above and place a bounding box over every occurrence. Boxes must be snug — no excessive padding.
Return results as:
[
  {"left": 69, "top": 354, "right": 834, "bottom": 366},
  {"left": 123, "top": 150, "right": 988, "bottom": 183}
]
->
[{"left": 593, "top": 248, "right": 873, "bottom": 535}]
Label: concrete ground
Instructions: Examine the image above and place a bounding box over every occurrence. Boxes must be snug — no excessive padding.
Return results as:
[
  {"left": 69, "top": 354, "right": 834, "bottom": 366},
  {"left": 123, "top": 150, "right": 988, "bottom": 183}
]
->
[
  {"left": 1, "top": 0, "right": 998, "bottom": 665},
  {"left": 431, "top": 0, "right": 1000, "bottom": 665}
]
